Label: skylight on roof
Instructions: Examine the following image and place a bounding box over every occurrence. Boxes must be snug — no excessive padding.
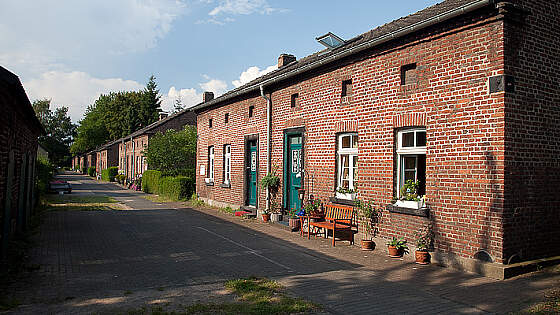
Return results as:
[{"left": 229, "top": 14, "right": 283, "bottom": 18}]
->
[{"left": 316, "top": 32, "right": 345, "bottom": 49}]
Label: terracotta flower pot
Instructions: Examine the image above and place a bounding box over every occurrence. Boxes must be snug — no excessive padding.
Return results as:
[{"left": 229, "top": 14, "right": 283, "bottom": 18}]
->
[
  {"left": 415, "top": 250, "right": 430, "bottom": 265},
  {"left": 262, "top": 214, "right": 270, "bottom": 222},
  {"left": 388, "top": 245, "right": 403, "bottom": 258},
  {"left": 361, "top": 240, "right": 375, "bottom": 251},
  {"left": 289, "top": 218, "right": 300, "bottom": 231}
]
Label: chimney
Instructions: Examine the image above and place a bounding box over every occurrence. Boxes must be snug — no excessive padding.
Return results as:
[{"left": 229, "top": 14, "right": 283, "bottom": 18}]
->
[
  {"left": 159, "top": 112, "right": 168, "bottom": 120},
  {"left": 278, "top": 54, "right": 296, "bottom": 68},
  {"left": 203, "top": 91, "right": 214, "bottom": 103}
]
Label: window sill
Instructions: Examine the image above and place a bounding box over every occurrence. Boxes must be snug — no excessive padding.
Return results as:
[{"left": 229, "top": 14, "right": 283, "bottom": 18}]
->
[
  {"left": 204, "top": 179, "right": 214, "bottom": 186},
  {"left": 220, "top": 183, "right": 231, "bottom": 188},
  {"left": 386, "top": 203, "right": 429, "bottom": 217},
  {"left": 329, "top": 197, "right": 356, "bottom": 207}
]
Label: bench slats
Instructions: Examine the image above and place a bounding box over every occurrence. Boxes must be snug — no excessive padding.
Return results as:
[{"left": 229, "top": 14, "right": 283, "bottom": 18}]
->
[{"left": 308, "top": 204, "right": 357, "bottom": 246}]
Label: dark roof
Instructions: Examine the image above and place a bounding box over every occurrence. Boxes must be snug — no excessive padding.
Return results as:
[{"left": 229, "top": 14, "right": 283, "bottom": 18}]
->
[
  {"left": 0, "top": 66, "right": 44, "bottom": 134},
  {"left": 192, "top": 0, "right": 492, "bottom": 112},
  {"left": 92, "top": 108, "right": 196, "bottom": 152}
]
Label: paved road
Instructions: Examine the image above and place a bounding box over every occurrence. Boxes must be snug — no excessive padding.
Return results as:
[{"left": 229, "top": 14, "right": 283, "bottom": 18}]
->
[{"left": 5, "top": 173, "right": 559, "bottom": 314}]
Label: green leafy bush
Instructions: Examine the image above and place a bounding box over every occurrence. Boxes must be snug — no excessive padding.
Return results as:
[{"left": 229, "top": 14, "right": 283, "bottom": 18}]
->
[
  {"left": 87, "top": 166, "right": 96, "bottom": 177},
  {"left": 142, "top": 170, "right": 194, "bottom": 201},
  {"left": 101, "top": 166, "right": 118, "bottom": 182},
  {"left": 143, "top": 126, "right": 196, "bottom": 176},
  {"left": 36, "top": 157, "right": 54, "bottom": 194},
  {"left": 159, "top": 176, "right": 194, "bottom": 201},
  {"left": 142, "top": 170, "right": 162, "bottom": 194}
]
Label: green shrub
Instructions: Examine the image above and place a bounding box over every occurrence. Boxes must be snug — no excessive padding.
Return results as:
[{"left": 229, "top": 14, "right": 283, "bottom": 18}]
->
[
  {"left": 36, "top": 157, "right": 54, "bottom": 195},
  {"left": 82, "top": 166, "right": 87, "bottom": 174},
  {"left": 87, "top": 166, "right": 96, "bottom": 177},
  {"left": 101, "top": 167, "right": 118, "bottom": 182},
  {"left": 142, "top": 170, "right": 194, "bottom": 201},
  {"left": 142, "top": 170, "right": 162, "bottom": 194},
  {"left": 159, "top": 176, "right": 194, "bottom": 201}
]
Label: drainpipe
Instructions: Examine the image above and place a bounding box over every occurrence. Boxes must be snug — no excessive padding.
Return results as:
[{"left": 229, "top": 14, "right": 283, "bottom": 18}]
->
[
  {"left": 260, "top": 85, "right": 272, "bottom": 212},
  {"left": 131, "top": 135, "right": 135, "bottom": 180}
]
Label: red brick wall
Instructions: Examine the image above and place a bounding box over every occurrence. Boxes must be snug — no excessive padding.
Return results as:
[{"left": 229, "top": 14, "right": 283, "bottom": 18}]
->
[
  {"left": 197, "top": 94, "right": 268, "bottom": 208},
  {"left": 197, "top": 9, "right": 513, "bottom": 263},
  {"left": 502, "top": 0, "right": 560, "bottom": 262},
  {"left": 0, "top": 72, "right": 41, "bottom": 257}
]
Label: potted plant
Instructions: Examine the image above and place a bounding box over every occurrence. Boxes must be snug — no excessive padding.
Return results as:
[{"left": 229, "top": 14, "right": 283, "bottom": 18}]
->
[
  {"left": 260, "top": 166, "right": 280, "bottom": 221},
  {"left": 288, "top": 208, "right": 300, "bottom": 231},
  {"left": 269, "top": 200, "right": 283, "bottom": 222},
  {"left": 303, "top": 198, "right": 322, "bottom": 220},
  {"left": 356, "top": 199, "right": 376, "bottom": 250},
  {"left": 394, "top": 180, "right": 424, "bottom": 209},
  {"left": 335, "top": 186, "right": 356, "bottom": 200},
  {"left": 261, "top": 207, "right": 270, "bottom": 222},
  {"left": 386, "top": 237, "right": 409, "bottom": 258},
  {"left": 414, "top": 226, "right": 433, "bottom": 265}
]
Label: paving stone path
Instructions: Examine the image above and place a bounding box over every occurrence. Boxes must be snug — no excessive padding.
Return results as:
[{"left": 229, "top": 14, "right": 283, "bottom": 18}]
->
[{"left": 3, "top": 173, "right": 559, "bottom": 314}]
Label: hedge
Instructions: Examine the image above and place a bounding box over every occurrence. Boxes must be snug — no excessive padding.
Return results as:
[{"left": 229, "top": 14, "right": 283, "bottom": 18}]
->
[
  {"left": 142, "top": 170, "right": 194, "bottom": 201},
  {"left": 101, "top": 166, "right": 118, "bottom": 182},
  {"left": 87, "top": 166, "right": 96, "bottom": 177},
  {"left": 142, "top": 170, "right": 162, "bottom": 194}
]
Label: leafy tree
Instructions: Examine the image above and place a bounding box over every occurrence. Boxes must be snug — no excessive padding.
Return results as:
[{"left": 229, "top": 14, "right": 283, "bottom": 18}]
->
[
  {"left": 173, "top": 97, "right": 184, "bottom": 114},
  {"left": 32, "top": 99, "right": 76, "bottom": 166},
  {"left": 71, "top": 75, "right": 162, "bottom": 155},
  {"left": 139, "top": 75, "right": 162, "bottom": 127},
  {"left": 143, "top": 125, "right": 197, "bottom": 177}
]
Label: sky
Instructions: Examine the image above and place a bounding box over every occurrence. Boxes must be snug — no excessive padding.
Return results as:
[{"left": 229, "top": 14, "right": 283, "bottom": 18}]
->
[{"left": 1, "top": 0, "right": 440, "bottom": 122}]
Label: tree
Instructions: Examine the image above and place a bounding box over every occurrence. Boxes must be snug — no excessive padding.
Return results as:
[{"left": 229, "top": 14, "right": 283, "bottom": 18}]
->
[
  {"left": 143, "top": 125, "right": 197, "bottom": 177},
  {"left": 71, "top": 75, "right": 161, "bottom": 156},
  {"left": 173, "top": 97, "right": 184, "bottom": 114},
  {"left": 32, "top": 99, "right": 76, "bottom": 166},
  {"left": 139, "top": 75, "right": 162, "bottom": 127}
]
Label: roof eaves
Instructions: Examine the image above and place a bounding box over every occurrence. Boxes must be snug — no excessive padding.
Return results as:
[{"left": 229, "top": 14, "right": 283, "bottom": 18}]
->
[{"left": 192, "top": 0, "right": 493, "bottom": 113}]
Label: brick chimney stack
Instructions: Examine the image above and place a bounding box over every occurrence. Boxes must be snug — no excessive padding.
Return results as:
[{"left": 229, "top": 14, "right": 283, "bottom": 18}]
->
[
  {"left": 278, "top": 54, "right": 296, "bottom": 68},
  {"left": 203, "top": 91, "right": 214, "bottom": 103}
]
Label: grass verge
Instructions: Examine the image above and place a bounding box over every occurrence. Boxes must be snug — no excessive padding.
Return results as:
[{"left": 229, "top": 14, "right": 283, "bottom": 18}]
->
[
  {"left": 142, "top": 194, "right": 177, "bottom": 203},
  {"left": 42, "top": 194, "right": 124, "bottom": 211},
  {"left": 185, "top": 277, "right": 318, "bottom": 314}
]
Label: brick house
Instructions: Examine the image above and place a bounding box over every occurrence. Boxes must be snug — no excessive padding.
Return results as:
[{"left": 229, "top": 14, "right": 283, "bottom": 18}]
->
[
  {"left": 96, "top": 140, "right": 119, "bottom": 174},
  {"left": 118, "top": 109, "right": 196, "bottom": 180},
  {"left": 193, "top": 0, "right": 560, "bottom": 273},
  {"left": 71, "top": 156, "right": 79, "bottom": 171},
  {"left": 78, "top": 155, "right": 85, "bottom": 173},
  {"left": 0, "top": 66, "right": 43, "bottom": 258},
  {"left": 85, "top": 151, "right": 96, "bottom": 173}
]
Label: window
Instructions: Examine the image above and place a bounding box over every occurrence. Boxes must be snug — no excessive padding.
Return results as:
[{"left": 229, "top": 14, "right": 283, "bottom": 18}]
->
[
  {"left": 209, "top": 118, "right": 213, "bottom": 128},
  {"left": 341, "top": 79, "right": 353, "bottom": 97},
  {"left": 225, "top": 113, "right": 229, "bottom": 123},
  {"left": 336, "top": 133, "right": 358, "bottom": 199},
  {"left": 396, "top": 128, "right": 426, "bottom": 197},
  {"left": 208, "top": 146, "right": 215, "bottom": 183},
  {"left": 401, "top": 63, "right": 417, "bottom": 85},
  {"left": 249, "top": 105, "right": 255, "bottom": 118},
  {"left": 290, "top": 93, "right": 299, "bottom": 108},
  {"left": 223, "top": 144, "right": 231, "bottom": 185}
]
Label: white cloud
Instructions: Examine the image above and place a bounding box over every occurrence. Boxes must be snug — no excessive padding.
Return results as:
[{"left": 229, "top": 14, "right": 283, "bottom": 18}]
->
[
  {"left": 161, "top": 77, "right": 229, "bottom": 111},
  {"left": 200, "top": 0, "right": 285, "bottom": 24},
  {"left": 200, "top": 79, "right": 228, "bottom": 96},
  {"left": 0, "top": 0, "right": 187, "bottom": 77},
  {"left": 208, "top": 0, "right": 283, "bottom": 16},
  {"left": 23, "top": 71, "right": 144, "bottom": 122},
  {"left": 232, "top": 65, "right": 276, "bottom": 88}
]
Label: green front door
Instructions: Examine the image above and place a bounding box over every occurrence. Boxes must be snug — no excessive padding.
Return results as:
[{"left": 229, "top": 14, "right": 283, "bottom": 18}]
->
[
  {"left": 287, "top": 135, "right": 302, "bottom": 212},
  {"left": 247, "top": 140, "right": 257, "bottom": 206}
]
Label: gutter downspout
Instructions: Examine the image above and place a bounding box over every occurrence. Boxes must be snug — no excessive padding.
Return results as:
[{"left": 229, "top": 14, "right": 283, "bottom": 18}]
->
[{"left": 260, "top": 85, "right": 272, "bottom": 212}]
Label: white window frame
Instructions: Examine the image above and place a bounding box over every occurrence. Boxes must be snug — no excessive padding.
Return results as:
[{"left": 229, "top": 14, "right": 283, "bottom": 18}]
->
[
  {"left": 336, "top": 133, "right": 358, "bottom": 200},
  {"left": 208, "top": 146, "right": 215, "bottom": 183},
  {"left": 224, "top": 144, "right": 231, "bottom": 185},
  {"left": 396, "top": 128, "right": 426, "bottom": 199}
]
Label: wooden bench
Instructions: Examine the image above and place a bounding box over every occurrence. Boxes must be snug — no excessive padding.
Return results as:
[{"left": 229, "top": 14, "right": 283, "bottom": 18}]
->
[{"left": 307, "top": 204, "right": 357, "bottom": 246}]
